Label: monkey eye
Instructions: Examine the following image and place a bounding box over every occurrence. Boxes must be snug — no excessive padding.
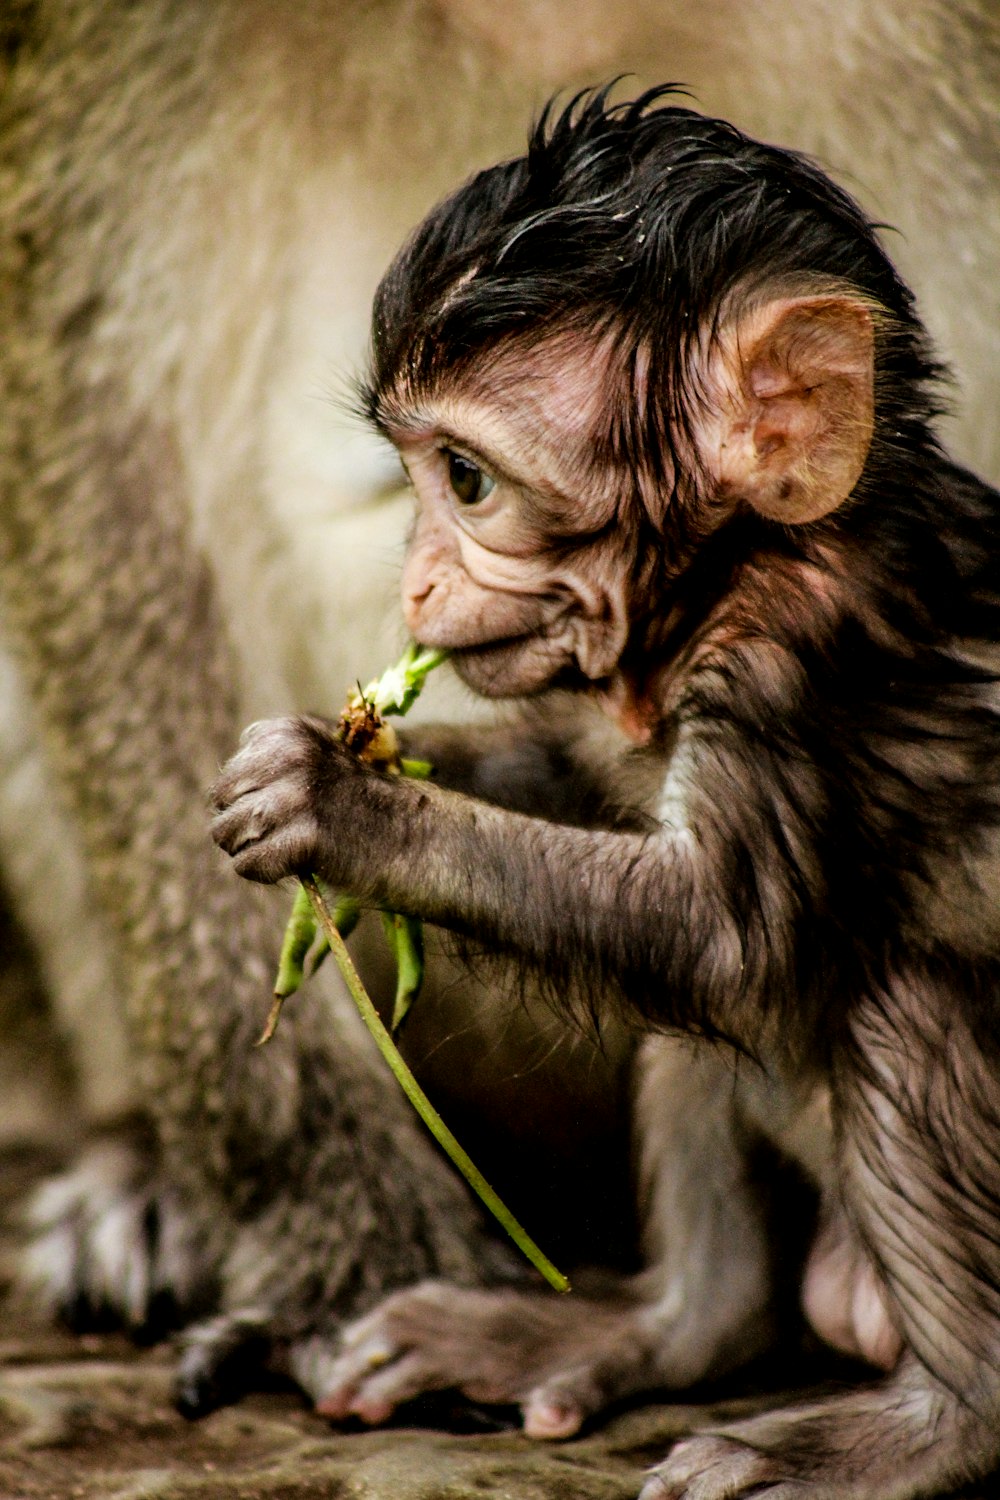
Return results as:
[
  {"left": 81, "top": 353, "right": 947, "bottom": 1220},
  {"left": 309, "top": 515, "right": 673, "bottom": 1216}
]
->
[{"left": 445, "top": 450, "right": 496, "bottom": 506}]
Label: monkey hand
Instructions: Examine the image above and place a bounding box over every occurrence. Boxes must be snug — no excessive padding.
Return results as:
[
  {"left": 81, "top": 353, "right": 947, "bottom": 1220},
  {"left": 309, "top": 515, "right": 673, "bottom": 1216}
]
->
[{"left": 210, "top": 716, "right": 374, "bottom": 889}]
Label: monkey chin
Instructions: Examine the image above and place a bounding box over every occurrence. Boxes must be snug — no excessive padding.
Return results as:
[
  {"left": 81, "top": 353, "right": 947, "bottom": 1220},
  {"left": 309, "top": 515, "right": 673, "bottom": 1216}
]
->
[{"left": 451, "top": 634, "right": 574, "bottom": 699}]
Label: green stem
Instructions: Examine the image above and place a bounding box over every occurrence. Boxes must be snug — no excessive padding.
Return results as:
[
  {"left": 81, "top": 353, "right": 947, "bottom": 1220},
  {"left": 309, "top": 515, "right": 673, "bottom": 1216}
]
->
[{"left": 302, "top": 876, "right": 570, "bottom": 1294}]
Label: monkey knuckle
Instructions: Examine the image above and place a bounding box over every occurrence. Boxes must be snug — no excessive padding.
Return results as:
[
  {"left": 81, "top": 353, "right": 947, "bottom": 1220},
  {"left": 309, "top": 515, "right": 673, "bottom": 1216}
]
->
[
  {"left": 387, "top": 1278, "right": 450, "bottom": 1311},
  {"left": 297, "top": 712, "right": 340, "bottom": 745},
  {"left": 532, "top": 1368, "right": 601, "bottom": 1417},
  {"left": 379, "top": 1283, "right": 460, "bottom": 1336},
  {"left": 232, "top": 718, "right": 310, "bottom": 776},
  {"left": 236, "top": 722, "right": 261, "bottom": 749}
]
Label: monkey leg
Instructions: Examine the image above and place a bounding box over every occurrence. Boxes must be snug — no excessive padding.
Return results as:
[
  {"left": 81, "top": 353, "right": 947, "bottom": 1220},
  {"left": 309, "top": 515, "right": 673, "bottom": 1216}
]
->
[
  {"left": 13, "top": 957, "right": 509, "bottom": 1414},
  {"left": 0, "top": 343, "right": 499, "bottom": 1410},
  {"left": 641, "top": 1357, "right": 994, "bottom": 1500},
  {"left": 643, "top": 978, "right": 1000, "bottom": 1499},
  {"left": 314, "top": 1038, "right": 778, "bottom": 1436}
]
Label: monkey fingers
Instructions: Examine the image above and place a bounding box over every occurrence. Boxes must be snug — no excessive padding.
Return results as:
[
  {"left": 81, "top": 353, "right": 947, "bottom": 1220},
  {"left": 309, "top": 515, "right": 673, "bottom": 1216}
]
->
[{"left": 210, "top": 715, "right": 365, "bottom": 886}]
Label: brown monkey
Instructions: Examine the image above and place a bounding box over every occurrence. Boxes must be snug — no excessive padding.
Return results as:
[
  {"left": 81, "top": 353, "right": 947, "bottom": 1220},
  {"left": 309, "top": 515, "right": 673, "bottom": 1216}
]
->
[
  {"left": 213, "top": 92, "right": 1000, "bottom": 1497},
  {"left": 3, "top": 0, "right": 1000, "bottom": 1425}
]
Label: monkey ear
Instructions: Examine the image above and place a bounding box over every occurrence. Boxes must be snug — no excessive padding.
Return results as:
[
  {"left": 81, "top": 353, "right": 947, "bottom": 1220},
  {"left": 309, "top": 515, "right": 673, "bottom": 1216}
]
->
[{"left": 700, "top": 295, "right": 875, "bottom": 524}]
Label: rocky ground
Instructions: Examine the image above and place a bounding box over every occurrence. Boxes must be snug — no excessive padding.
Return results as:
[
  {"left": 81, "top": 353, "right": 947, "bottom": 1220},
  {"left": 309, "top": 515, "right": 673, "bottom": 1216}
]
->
[
  {"left": 0, "top": 1314, "right": 993, "bottom": 1500},
  {"left": 0, "top": 1152, "right": 988, "bottom": 1500},
  {"left": 0, "top": 1311, "right": 771, "bottom": 1500}
]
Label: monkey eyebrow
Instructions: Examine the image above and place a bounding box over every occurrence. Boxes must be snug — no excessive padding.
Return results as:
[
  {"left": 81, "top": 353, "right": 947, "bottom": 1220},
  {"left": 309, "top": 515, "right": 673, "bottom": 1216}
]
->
[
  {"left": 384, "top": 409, "right": 565, "bottom": 504},
  {"left": 375, "top": 401, "right": 515, "bottom": 483},
  {"left": 374, "top": 392, "right": 603, "bottom": 522},
  {"left": 434, "top": 431, "right": 517, "bottom": 485}
]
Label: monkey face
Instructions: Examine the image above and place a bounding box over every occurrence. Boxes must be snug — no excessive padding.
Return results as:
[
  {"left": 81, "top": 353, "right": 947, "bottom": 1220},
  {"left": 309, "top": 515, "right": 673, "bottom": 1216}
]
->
[
  {"left": 378, "top": 289, "right": 875, "bottom": 706},
  {"left": 384, "top": 344, "right": 637, "bottom": 698}
]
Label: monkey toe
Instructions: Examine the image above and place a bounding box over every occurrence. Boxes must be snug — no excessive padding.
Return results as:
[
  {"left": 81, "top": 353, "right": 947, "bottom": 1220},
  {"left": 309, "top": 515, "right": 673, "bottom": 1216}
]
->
[
  {"left": 522, "top": 1390, "right": 586, "bottom": 1440},
  {"left": 20, "top": 1132, "right": 208, "bottom": 1339},
  {"left": 519, "top": 1347, "right": 650, "bottom": 1440},
  {"left": 302, "top": 1329, "right": 397, "bottom": 1419},
  {"left": 346, "top": 1352, "right": 449, "bottom": 1424},
  {"left": 642, "top": 1436, "right": 787, "bottom": 1500},
  {"left": 313, "top": 1346, "right": 451, "bottom": 1425}
]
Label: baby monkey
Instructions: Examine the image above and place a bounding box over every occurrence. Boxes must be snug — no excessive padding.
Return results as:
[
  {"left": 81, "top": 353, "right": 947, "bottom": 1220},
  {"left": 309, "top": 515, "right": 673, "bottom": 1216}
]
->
[{"left": 213, "top": 90, "right": 1000, "bottom": 1499}]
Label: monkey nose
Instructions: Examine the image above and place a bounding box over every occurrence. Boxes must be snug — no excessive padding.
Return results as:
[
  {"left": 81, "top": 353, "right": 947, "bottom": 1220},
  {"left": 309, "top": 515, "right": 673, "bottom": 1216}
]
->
[
  {"left": 401, "top": 557, "right": 440, "bottom": 627},
  {"left": 405, "top": 576, "right": 435, "bottom": 606},
  {"left": 402, "top": 582, "right": 436, "bottom": 636}
]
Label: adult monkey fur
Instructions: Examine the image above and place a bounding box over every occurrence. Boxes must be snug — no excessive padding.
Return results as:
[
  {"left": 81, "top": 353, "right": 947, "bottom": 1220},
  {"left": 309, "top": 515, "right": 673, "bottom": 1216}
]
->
[
  {"left": 213, "top": 90, "right": 1000, "bottom": 1498},
  {"left": 1, "top": 0, "right": 1000, "bottom": 1428}
]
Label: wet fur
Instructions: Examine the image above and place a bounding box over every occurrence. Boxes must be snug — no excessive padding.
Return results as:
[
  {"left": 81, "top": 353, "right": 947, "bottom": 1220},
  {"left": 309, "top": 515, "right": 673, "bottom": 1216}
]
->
[
  {"left": 213, "top": 96, "right": 1000, "bottom": 1496},
  {"left": 3, "top": 0, "right": 1000, "bottom": 1466}
]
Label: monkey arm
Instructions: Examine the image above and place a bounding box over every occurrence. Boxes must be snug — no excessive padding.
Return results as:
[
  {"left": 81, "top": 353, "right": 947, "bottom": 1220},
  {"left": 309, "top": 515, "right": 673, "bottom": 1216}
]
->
[
  {"left": 398, "top": 711, "right": 651, "bottom": 829},
  {"left": 211, "top": 711, "right": 804, "bottom": 1049}
]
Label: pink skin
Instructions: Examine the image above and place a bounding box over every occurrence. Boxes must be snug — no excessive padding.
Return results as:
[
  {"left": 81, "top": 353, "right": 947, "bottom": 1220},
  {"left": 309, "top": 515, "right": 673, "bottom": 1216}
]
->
[
  {"left": 384, "top": 346, "right": 636, "bottom": 700},
  {"left": 802, "top": 1209, "right": 903, "bottom": 1372},
  {"left": 386, "top": 296, "right": 873, "bottom": 718}
]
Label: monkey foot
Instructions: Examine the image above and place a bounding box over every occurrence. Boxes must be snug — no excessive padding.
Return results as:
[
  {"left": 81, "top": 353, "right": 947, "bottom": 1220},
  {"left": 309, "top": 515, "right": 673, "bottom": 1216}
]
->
[
  {"left": 175, "top": 1309, "right": 275, "bottom": 1417},
  {"left": 19, "top": 1124, "right": 213, "bottom": 1342},
  {"left": 641, "top": 1436, "right": 786, "bottom": 1500},
  {"left": 309, "top": 1278, "right": 674, "bottom": 1436},
  {"left": 638, "top": 1364, "right": 990, "bottom": 1500}
]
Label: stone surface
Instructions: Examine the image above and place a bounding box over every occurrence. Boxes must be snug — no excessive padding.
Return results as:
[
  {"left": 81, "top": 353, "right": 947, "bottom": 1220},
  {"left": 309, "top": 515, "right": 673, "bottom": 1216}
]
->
[
  {"left": 0, "top": 1315, "right": 707, "bottom": 1500},
  {"left": 0, "top": 1311, "right": 995, "bottom": 1498},
  {"left": 0, "top": 1164, "right": 989, "bottom": 1500}
]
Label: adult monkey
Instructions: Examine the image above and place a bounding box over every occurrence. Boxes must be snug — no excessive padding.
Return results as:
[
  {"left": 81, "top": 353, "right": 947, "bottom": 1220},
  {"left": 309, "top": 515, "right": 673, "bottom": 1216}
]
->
[{"left": 2, "top": 0, "right": 1000, "bottom": 1413}]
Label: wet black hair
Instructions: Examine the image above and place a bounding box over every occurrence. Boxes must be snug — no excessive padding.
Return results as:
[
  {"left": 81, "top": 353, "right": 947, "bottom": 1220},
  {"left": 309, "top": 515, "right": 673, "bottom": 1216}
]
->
[{"left": 364, "top": 85, "right": 944, "bottom": 492}]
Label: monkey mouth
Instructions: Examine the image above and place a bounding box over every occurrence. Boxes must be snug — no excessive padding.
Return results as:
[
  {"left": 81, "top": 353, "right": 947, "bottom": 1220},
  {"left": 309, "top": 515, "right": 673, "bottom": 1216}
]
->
[{"left": 451, "top": 631, "right": 571, "bottom": 697}]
